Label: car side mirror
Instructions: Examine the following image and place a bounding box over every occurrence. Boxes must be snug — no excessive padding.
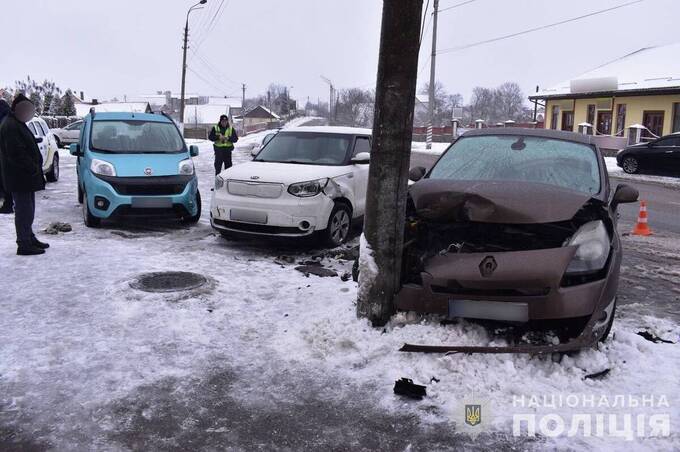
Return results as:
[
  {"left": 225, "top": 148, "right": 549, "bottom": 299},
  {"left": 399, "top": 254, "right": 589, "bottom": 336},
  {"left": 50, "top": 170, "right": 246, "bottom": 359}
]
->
[
  {"left": 611, "top": 184, "right": 639, "bottom": 208},
  {"left": 409, "top": 166, "right": 427, "bottom": 182},
  {"left": 189, "top": 145, "right": 199, "bottom": 157},
  {"left": 351, "top": 152, "right": 370, "bottom": 164},
  {"left": 69, "top": 143, "right": 82, "bottom": 156},
  {"left": 35, "top": 137, "right": 44, "bottom": 144},
  {"left": 251, "top": 145, "right": 261, "bottom": 157}
]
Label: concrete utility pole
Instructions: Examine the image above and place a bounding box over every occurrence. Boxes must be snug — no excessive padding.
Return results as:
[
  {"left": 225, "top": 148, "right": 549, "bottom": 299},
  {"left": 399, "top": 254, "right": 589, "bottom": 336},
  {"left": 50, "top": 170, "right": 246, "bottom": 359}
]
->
[
  {"left": 426, "top": 0, "right": 439, "bottom": 150},
  {"left": 321, "top": 76, "right": 334, "bottom": 125},
  {"left": 179, "top": 0, "right": 207, "bottom": 125},
  {"left": 357, "top": 0, "right": 423, "bottom": 325}
]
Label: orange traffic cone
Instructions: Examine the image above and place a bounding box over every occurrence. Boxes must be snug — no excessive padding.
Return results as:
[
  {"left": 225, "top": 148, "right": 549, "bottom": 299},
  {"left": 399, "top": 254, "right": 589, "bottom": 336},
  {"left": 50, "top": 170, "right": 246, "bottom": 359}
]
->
[{"left": 632, "top": 201, "right": 652, "bottom": 236}]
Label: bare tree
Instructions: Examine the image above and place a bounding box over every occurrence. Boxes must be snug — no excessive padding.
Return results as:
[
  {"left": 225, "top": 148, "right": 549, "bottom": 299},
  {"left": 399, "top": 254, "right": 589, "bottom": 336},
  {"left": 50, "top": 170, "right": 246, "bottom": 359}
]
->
[
  {"left": 416, "top": 81, "right": 463, "bottom": 126},
  {"left": 494, "top": 82, "right": 525, "bottom": 122},
  {"left": 335, "top": 88, "right": 375, "bottom": 127}
]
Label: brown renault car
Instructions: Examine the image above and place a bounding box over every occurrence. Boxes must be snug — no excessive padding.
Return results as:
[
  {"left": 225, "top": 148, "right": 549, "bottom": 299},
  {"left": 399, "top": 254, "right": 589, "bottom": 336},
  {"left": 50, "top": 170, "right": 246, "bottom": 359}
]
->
[{"left": 398, "top": 128, "right": 639, "bottom": 353}]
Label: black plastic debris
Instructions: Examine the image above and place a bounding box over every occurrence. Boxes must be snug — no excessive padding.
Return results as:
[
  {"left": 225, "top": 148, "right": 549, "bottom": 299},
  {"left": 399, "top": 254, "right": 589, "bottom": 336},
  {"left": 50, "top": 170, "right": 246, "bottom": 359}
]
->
[
  {"left": 394, "top": 378, "right": 427, "bottom": 400},
  {"left": 637, "top": 331, "right": 675, "bottom": 344},
  {"left": 341, "top": 272, "right": 351, "bottom": 282},
  {"left": 584, "top": 369, "right": 610, "bottom": 380},
  {"left": 430, "top": 377, "right": 440, "bottom": 383},
  {"left": 295, "top": 266, "right": 338, "bottom": 278}
]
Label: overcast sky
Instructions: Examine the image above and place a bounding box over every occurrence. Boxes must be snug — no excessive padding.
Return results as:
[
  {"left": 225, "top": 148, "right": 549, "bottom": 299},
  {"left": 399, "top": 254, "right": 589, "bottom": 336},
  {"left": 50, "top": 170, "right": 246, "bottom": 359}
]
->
[{"left": 1, "top": 0, "right": 677, "bottom": 106}]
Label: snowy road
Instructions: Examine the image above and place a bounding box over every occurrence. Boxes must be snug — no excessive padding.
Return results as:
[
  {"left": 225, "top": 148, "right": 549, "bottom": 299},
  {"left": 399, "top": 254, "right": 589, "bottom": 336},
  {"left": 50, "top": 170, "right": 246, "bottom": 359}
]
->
[{"left": 1, "top": 126, "right": 679, "bottom": 450}]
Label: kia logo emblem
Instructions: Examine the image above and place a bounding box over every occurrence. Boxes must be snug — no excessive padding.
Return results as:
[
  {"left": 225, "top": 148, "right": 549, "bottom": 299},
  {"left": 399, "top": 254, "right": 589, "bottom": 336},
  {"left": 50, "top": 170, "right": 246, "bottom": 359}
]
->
[
  {"left": 144, "top": 168, "right": 153, "bottom": 176},
  {"left": 250, "top": 176, "right": 260, "bottom": 180}
]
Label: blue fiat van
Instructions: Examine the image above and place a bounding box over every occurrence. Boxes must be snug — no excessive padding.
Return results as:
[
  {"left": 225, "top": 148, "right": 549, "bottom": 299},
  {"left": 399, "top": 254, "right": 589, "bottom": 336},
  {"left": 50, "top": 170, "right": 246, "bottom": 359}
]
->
[{"left": 70, "top": 111, "right": 201, "bottom": 227}]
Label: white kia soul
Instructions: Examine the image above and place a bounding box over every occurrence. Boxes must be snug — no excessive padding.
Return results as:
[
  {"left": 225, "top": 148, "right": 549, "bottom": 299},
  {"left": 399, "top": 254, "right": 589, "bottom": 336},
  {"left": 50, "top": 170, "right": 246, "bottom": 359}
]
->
[{"left": 210, "top": 126, "right": 371, "bottom": 246}]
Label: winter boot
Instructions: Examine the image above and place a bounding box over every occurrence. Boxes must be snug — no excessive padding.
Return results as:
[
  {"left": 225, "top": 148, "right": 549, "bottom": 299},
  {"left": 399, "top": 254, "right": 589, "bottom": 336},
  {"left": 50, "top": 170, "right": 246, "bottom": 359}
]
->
[
  {"left": 31, "top": 236, "right": 50, "bottom": 249},
  {"left": 17, "top": 245, "right": 46, "bottom": 256}
]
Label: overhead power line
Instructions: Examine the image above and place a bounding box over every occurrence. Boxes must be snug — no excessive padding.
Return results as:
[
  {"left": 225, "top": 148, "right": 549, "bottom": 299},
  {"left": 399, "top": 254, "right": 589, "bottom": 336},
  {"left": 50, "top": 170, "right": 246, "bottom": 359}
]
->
[
  {"left": 438, "top": 0, "right": 477, "bottom": 13},
  {"left": 438, "top": 0, "right": 644, "bottom": 54}
]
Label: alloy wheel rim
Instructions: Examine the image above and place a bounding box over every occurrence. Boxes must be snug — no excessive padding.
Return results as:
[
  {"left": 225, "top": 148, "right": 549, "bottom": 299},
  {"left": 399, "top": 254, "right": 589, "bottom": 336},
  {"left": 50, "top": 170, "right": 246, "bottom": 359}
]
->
[
  {"left": 623, "top": 158, "right": 638, "bottom": 173},
  {"left": 331, "top": 210, "right": 350, "bottom": 243}
]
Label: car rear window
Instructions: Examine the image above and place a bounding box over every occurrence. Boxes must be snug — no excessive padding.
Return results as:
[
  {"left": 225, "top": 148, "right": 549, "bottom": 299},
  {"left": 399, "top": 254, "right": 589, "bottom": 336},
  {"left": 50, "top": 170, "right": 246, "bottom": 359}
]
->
[
  {"left": 90, "top": 120, "right": 185, "bottom": 153},
  {"left": 429, "top": 135, "right": 601, "bottom": 195}
]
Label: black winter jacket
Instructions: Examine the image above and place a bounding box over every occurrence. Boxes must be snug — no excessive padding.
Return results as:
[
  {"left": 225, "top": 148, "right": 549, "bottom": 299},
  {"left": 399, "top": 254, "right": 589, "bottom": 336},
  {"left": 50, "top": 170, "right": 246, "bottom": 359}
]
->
[{"left": 0, "top": 113, "right": 45, "bottom": 193}]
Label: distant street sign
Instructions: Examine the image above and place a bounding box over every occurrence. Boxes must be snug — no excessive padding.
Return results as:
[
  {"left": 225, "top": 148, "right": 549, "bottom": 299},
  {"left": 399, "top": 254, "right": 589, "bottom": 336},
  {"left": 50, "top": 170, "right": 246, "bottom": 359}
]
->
[{"left": 453, "top": 107, "right": 463, "bottom": 120}]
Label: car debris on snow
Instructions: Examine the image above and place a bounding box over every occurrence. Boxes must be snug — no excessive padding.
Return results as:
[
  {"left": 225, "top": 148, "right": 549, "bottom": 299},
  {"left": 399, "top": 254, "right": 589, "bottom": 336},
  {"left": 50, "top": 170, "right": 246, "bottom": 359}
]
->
[
  {"left": 43, "top": 222, "right": 72, "bottom": 234},
  {"left": 637, "top": 331, "right": 675, "bottom": 344},
  {"left": 295, "top": 265, "right": 338, "bottom": 278},
  {"left": 393, "top": 378, "right": 427, "bottom": 400},
  {"left": 584, "top": 368, "right": 611, "bottom": 380}
]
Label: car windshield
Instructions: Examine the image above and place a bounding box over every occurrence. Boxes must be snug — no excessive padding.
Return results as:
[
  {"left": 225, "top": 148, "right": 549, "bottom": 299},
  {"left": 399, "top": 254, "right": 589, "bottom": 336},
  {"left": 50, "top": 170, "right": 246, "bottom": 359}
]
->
[
  {"left": 90, "top": 120, "right": 185, "bottom": 153},
  {"left": 254, "top": 132, "right": 351, "bottom": 165},
  {"left": 429, "top": 135, "right": 601, "bottom": 195}
]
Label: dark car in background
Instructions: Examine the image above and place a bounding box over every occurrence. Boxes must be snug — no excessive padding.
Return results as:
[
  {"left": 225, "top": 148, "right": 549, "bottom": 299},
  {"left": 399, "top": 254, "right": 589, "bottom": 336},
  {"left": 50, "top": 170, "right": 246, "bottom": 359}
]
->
[
  {"left": 617, "top": 133, "right": 680, "bottom": 174},
  {"left": 399, "top": 128, "right": 639, "bottom": 353}
]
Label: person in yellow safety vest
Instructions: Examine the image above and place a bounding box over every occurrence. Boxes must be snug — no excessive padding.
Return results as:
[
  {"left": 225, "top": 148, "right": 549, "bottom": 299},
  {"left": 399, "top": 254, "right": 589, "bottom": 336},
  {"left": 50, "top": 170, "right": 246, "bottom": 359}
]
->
[{"left": 208, "top": 114, "right": 239, "bottom": 175}]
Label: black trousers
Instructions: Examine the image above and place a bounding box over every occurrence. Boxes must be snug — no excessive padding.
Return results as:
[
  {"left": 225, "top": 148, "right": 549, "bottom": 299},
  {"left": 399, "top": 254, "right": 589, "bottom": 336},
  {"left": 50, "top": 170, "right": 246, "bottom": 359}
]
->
[
  {"left": 12, "top": 191, "right": 35, "bottom": 247},
  {"left": 214, "top": 148, "right": 233, "bottom": 175}
]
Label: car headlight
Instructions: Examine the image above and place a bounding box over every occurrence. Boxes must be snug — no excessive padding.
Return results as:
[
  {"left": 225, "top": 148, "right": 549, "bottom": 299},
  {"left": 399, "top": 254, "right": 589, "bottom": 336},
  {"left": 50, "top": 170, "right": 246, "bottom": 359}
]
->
[
  {"left": 90, "top": 159, "right": 116, "bottom": 177},
  {"left": 179, "top": 158, "right": 195, "bottom": 175},
  {"left": 564, "top": 220, "right": 611, "bottom": 274},
  {"left": 288, "top": 178, "right": 329, "bottom": 198},
  {"left": 215, "top": 175, "right": 225, "bottom": 190}
]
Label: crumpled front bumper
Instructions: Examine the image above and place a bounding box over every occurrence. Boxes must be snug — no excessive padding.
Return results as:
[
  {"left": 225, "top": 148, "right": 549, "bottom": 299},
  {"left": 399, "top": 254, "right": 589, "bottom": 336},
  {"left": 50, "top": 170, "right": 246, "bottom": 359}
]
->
[{"left": 395, "top": 243, "right": 621, "bottom": 353}]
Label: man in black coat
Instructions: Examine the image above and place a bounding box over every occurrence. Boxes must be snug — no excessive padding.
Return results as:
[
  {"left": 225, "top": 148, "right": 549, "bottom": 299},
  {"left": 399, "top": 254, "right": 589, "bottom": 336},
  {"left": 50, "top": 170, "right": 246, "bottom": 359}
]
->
[
  {"left": 0, "top": 98, "right": 12, "bottom": 214},
  {"left": 0, "top": 94, "right": 49, "bottom": 255},
  {"left": 208, "top": 114, "right": 239, "bottom": 175}
]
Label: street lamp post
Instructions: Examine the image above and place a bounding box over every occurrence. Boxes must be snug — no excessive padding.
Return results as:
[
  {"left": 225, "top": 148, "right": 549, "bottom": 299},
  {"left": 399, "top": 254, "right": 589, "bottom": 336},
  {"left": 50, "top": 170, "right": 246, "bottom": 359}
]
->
[{"left": 179, "top": 0, "right": 207, "bottom": 125}]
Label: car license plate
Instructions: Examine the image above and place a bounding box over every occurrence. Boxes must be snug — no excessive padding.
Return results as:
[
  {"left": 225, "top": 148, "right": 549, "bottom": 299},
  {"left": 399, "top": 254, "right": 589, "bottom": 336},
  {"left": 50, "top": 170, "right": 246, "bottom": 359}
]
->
[
  {"left": 131, "top": 197, "right": 173, "bottom": 209},
  {"left": 230, "top": 208, "right": 267, "bottom": 224},
  {"left": 448, "top": 299, "right": 529, "bottom": 322}
]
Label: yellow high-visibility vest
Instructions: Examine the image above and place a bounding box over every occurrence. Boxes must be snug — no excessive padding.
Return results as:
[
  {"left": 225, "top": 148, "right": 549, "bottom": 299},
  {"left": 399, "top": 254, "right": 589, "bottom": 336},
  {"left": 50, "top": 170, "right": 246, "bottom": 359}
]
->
[{"left": 214, "top": 125, "right": 234, "bottom": 148}]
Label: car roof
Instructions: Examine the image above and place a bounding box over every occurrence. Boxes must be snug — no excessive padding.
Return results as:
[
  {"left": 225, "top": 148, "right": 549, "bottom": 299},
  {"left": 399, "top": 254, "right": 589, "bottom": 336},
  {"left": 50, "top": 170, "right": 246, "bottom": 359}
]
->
[
  {"left": 462, "top": 127, "right": 596, "bottom": 145},
  {"left": 280, "top": 126, "right": 372, "bottom": 136},
  {"left": 89, "top": 112, "right": 172, "bottom": 123}
]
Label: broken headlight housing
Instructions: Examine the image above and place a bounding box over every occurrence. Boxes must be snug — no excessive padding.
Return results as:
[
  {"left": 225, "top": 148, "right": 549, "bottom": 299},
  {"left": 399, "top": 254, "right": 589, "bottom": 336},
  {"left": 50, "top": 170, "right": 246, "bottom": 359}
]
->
[
  {"left": 288, "top": 178, "right": 329, "bottom": 198},
  {"left": 564, "top": 220, "right": 611, "bottom": 274},
  {"left": 215, "top": 175, "right": 225, "bottom": 190}
]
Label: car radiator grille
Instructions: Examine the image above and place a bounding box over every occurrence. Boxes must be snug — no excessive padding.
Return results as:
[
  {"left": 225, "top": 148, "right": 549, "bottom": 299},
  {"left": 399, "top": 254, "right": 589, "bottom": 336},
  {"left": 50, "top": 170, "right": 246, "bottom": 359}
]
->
[
  {"left": 227, "top": 181, "right": 283, "bottom": 198},
  {"left": 97, "top": 175, "right": 192, "bottom": 196}
]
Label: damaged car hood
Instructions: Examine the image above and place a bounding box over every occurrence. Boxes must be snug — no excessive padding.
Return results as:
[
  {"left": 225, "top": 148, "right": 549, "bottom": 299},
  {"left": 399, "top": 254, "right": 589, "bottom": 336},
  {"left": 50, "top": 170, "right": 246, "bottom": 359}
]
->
[{"left": 409, "top": 179, "right": 593, "bottom": 224}]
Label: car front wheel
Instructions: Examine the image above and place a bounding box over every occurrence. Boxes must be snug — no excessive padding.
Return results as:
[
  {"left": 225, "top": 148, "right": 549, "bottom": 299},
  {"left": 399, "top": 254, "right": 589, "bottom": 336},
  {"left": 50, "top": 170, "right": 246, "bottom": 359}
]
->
[
  {"left": 82, "top": 192, "right": 101, "bottom": 228},
  {"left": 321, "top": 203, "right": 352, "bottom": 247},
  {"left": 622, "top": 156, "right": 639, "bottom": 174},
  {"left": 182, "top": 190, "right": 202, "bottom": 224}
]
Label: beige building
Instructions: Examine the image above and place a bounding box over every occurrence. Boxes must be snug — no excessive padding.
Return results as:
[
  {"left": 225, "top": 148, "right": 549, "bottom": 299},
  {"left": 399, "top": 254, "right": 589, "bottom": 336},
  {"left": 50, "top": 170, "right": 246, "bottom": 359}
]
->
[{"left": 530, "top": 43, "right": 680, "bottom": 152}]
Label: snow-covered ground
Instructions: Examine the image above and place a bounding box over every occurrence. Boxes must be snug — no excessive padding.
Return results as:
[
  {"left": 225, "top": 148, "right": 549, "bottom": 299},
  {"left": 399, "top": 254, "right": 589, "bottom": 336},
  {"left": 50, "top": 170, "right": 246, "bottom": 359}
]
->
[{"left": 1, "top": 128, "right": 679, "bottom": 449}]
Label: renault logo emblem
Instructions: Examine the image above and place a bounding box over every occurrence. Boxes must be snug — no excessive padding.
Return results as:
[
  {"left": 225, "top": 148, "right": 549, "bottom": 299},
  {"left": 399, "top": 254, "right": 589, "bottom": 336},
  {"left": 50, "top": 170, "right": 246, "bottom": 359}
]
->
[
  {"left": 479, "top": 256, "right": 497, "bottom": 278},
  {"left": 144, "top": 168, "right": 153, "bottom": 176}
]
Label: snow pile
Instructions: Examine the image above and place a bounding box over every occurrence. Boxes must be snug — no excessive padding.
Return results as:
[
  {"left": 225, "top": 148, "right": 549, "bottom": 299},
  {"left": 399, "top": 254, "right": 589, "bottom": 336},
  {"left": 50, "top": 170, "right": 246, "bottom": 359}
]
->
[
  {"left": 411, "top": 141, "right": 450, "bottom": 156},
  {"left": 357, "top": 233, "right": 379, "bottom": 310}
]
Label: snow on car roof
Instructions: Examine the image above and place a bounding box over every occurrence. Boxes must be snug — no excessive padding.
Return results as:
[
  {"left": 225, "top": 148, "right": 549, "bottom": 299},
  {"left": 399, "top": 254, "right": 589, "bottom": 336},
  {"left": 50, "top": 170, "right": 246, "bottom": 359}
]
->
[
  {"left": 532, "top": 42, "right": 680, "bottom": 98},
  {"left": 90, "top": 112, "right": 172, "bottom": 122},
  {"left": 280, "top": 126, "right": 372, "bottom": 136}
]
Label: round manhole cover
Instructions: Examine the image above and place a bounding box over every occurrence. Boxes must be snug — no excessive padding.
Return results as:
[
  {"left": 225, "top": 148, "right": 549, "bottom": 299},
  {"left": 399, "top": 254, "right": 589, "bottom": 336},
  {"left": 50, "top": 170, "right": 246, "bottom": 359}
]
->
[{"left": 130, "top": 271, "right": 208, "bottom": 293}]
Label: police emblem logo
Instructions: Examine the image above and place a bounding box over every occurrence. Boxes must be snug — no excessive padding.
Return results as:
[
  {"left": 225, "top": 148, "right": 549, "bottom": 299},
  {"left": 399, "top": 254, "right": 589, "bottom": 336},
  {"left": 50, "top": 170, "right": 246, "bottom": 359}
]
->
[{"left": 465, "top": 404, "right": 481, "bottom": 427}]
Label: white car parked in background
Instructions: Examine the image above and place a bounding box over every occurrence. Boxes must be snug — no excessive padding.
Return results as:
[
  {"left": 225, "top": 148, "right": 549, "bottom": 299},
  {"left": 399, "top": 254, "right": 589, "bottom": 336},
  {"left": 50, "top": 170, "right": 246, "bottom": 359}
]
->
[
  {"left": 211, "top": 126, "right": 372, "bottom": 246},
  {"left": 51, "top": 120, "right": 83, "bottom": 148},
  {"left": 27, "top": 117, "right": 60, "bottom": 182}
]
